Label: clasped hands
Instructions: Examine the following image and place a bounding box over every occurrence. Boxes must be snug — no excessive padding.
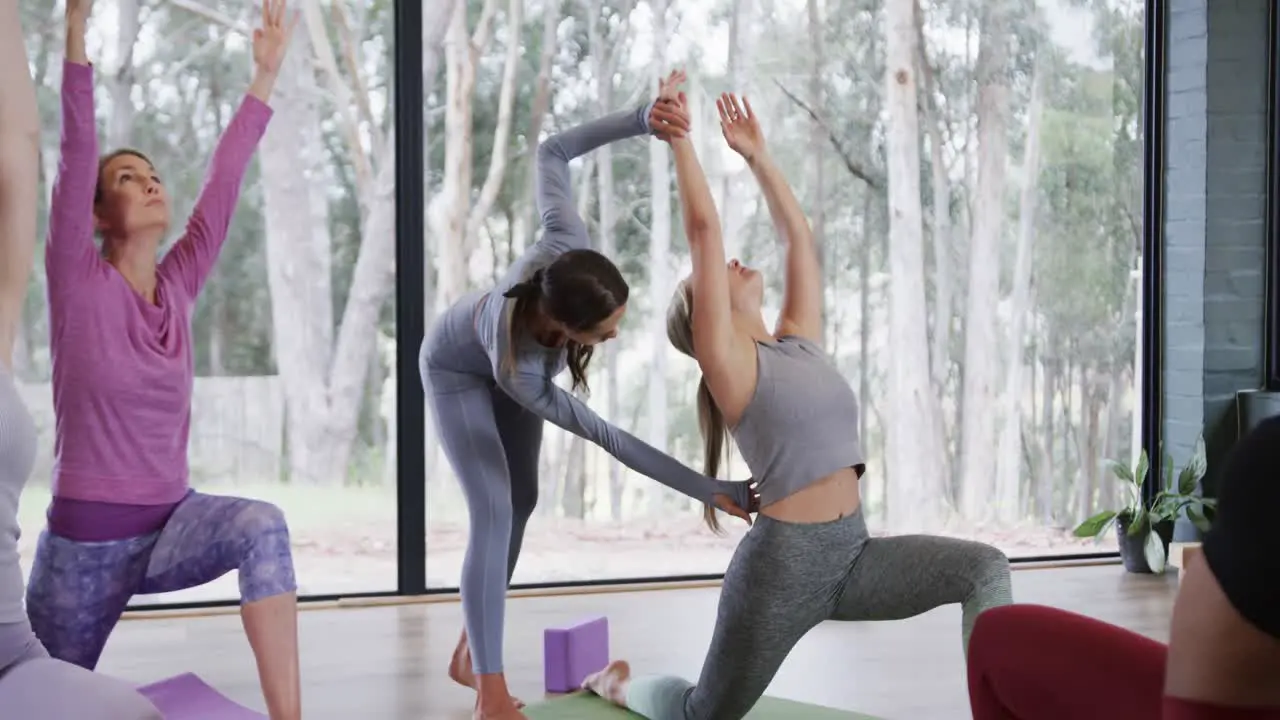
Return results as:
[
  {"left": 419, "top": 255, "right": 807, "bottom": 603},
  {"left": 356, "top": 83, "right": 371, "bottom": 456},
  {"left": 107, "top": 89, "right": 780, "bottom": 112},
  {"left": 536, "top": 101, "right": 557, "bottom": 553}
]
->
[{"left": 648, "top": 69, "right": 767, "bottom": 164}]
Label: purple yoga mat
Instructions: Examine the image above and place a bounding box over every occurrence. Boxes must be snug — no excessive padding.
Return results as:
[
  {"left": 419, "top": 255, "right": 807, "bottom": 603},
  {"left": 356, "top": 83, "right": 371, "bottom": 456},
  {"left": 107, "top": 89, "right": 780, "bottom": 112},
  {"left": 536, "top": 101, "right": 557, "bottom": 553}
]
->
[{"left": 137, "top": 673, "right": 266, "bottom": 720}]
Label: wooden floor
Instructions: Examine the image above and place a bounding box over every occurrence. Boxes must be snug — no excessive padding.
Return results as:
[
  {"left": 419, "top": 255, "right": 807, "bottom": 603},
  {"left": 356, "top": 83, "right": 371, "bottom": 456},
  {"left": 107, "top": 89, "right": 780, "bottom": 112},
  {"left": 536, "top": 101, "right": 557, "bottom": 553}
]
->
[{"left": 98, "top": 563, "right": 1178, "bottom": 720}]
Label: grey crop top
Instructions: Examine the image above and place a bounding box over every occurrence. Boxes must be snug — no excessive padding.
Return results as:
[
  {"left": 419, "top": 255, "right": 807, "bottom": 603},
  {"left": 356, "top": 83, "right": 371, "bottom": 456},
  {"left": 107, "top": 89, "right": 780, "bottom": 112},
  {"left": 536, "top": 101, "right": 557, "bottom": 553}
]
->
[
  {"left": 730, "top": 335, "right": 864, "bottom": 507},
  {"left": 0, "top": 368, "right": 37, "bottom": 624},
  {"left": 419, "top": 103, "right": 754, "bottom": 513}
]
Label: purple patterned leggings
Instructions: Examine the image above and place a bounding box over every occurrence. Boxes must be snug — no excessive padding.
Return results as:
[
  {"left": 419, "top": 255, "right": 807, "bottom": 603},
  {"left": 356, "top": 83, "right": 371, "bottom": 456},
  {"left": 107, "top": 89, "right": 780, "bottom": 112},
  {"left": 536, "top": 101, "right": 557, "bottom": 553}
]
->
[{"left": 24, "top": 491, "right": 297, "bottom": 670}]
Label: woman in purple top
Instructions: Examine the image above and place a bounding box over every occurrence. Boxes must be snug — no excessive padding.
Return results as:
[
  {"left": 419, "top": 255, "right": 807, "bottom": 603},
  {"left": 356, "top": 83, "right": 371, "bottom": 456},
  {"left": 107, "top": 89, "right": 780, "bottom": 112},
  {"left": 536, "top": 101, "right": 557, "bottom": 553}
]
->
[
  {"left": 0, "top": 2, "right": 161, "bottom": 717},
  {"left": 22, "top": 2, "right": 303, "bottom": 719}
]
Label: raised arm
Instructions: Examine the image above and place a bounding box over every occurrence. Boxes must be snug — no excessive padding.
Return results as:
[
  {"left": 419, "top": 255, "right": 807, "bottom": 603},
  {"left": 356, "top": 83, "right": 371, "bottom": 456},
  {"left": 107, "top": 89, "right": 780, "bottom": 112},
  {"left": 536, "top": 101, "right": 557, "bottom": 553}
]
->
[
  {"left": 719, "top": 93, "right": 822, "bottom": 343},
  {"left": 667, "top": 133, "right": 744, "bottom": 380},
  {"left": 159, "top": 0, "right": 292, "bottom": 299},
  {"left": 0, "top": 0, "right": 43, "bottom": 356},
  {"left": 45, "top": 4, "right": 106, "bottom": 298},
  {"left": 496, "top": 99, "right": 689, "bottom": 293}
]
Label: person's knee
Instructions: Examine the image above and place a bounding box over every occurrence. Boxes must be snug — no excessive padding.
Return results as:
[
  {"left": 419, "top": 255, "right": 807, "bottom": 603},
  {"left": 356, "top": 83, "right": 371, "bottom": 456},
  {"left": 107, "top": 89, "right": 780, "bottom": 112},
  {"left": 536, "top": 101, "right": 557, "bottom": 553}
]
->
[
  {"left": 232, "top": 500, "right": 298, "bottom": 601},
  {"left": 465, "top": 483, "right": 516, "bottom": 532},
  {"left": 234, "top": 500, "right": 292, "bottom": 544},
  {"left": 969, "top": 543, "right": 1011, "bottom": 585}
]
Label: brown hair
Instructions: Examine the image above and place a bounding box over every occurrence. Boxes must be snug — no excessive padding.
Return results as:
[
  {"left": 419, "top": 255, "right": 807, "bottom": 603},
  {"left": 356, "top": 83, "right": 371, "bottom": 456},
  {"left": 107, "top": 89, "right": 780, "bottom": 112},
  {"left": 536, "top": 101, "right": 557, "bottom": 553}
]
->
[
  {"left": 665, "top": 278, "right": 730, "bottom": 534},
  {"left": 502, "top": 249, "right": 629, "bottom": 394},
  {"left": 95, "top": 148, "right": 155, "bottom": 204}
]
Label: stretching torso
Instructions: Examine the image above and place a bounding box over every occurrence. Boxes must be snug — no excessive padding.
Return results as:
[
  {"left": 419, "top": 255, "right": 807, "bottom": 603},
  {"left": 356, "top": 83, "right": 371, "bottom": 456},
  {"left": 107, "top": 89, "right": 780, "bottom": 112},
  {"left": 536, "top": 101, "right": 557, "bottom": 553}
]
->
[{"left": 730, "top": 335, "right": 865, "bottom": 511}]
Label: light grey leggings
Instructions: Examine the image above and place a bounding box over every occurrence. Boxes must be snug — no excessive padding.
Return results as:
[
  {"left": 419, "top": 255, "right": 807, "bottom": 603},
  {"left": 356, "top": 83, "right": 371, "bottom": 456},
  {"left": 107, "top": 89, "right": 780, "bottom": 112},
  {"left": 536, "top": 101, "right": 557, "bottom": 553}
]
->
[
  {"left": 424, "top": 366, "right": 541, "bottom": 676},
  {"left": 623, "top": 510, "right": 1013, "bottom": 720},
  {"left": 0, "top": 620, "right": 162, "bottom": 719}
]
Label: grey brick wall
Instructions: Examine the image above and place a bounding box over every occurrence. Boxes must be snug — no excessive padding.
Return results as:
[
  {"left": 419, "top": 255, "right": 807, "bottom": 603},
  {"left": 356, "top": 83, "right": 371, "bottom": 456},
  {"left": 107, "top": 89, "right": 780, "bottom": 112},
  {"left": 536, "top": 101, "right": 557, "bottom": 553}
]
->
[{"left": 1162, "top": 0, "right": 1269, "bottom": 509}]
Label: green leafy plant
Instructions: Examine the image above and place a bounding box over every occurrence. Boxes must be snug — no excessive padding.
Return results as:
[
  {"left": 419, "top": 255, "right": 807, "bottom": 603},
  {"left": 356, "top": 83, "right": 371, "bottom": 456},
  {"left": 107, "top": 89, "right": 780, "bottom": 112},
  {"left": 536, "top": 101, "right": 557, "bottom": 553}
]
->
[{"left": 1074, "top": 434, "right": 1217, "bottom": 573}]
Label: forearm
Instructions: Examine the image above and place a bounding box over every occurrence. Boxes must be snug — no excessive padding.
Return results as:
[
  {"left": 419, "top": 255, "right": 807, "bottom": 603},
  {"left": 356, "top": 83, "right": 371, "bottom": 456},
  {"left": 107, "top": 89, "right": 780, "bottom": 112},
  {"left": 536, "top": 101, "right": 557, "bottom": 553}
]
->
[
  {"left": 65, "top": 13, "right": 89, "bottom": 66},
  {"left": 0, "top": 5, "right": 39, "bottom": 139},
  {"left": 499, "top": 368, "right": 736, "bottom": 505},
  {"left": 246, "top": 67, "right": 280, "bottom": 105},
  {"left": 161, "top": 95, "right": 272, "bottom": 295},
  {"left": 748, "top": 151, "right": 813, "bottom": 247},
  {"left": 0, "top": 2, "right": 41, "bottom": 311},
  {"left": 534, "top": 103, "right": 655, "bottom": 230},
  {"left": 539, "top": 103, "right": 655, "bottom": 173},
  {"left": 46, "top": 54, "right": 101, "bottom": 278},
  {"left": 669, "top": 138, "right": 721, "bottom": 238}
]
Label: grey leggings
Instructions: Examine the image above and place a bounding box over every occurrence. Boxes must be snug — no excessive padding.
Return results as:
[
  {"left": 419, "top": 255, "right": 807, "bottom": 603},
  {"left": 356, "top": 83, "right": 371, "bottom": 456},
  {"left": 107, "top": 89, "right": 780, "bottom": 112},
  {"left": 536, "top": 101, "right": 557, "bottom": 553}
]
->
[
  {"left": 624, "top": 510, "right": 1013, "bottom": 720},
  {"left": 0, "top": 620, "right": 162, "bottom": 719},
  {"left": 425, "top": 366, "right": 541, "bottom": 676}
]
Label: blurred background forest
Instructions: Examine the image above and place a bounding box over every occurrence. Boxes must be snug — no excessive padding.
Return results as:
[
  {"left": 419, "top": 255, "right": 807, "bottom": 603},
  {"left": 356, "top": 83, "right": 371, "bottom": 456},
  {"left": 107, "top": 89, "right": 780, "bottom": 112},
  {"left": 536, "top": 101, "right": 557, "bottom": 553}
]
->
[{"left": 12, "top": 0, "right": 1145, "bottom": 601}]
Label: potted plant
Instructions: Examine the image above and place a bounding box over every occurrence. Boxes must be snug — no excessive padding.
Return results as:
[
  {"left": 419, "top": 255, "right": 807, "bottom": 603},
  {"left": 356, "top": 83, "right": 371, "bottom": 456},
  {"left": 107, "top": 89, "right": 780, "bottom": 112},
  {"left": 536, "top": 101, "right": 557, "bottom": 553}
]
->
[{"left": 1074, "top": 435, "right": 1217, "bottom": 574}]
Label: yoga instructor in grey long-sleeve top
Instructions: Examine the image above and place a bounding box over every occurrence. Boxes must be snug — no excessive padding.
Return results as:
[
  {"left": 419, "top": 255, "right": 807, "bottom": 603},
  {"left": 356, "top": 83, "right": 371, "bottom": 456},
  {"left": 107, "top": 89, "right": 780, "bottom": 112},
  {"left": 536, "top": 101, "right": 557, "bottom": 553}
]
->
[{"left": 419, "top": 76, "right": 757, "bottom": 720}]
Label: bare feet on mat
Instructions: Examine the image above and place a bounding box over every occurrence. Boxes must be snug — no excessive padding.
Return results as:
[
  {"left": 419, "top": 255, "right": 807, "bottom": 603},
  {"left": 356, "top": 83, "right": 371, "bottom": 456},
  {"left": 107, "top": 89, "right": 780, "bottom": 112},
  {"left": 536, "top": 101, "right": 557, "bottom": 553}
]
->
[
  {"left": 450, "top": 632, "right": 525, "bottom": 708},
  {"left": 583, "top": 660, "right": 632, "bottom": 706}
]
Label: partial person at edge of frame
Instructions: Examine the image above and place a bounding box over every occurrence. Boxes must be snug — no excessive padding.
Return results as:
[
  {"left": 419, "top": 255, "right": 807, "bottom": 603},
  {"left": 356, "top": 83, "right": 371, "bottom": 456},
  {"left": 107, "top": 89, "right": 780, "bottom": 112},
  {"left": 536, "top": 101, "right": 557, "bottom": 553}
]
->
[
  {"left": 967, "top": 414, "right": 1280, "bottom": 720},
  {"left": 0, "top": 2, "right": 161, "bottom": 718}
]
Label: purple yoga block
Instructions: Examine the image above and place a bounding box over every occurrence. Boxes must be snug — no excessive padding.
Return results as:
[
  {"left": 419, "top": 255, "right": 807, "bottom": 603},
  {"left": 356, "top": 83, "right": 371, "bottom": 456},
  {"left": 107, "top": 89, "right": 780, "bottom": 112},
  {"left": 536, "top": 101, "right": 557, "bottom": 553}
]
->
[{"left": 544, "top": 616, "right": 609, "bottom": 693}]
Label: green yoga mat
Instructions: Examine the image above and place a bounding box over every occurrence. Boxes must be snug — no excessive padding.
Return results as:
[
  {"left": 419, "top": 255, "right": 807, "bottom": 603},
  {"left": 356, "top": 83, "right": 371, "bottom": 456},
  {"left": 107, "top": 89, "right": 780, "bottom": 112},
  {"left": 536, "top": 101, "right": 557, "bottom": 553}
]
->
[{"left": 524, "top": 691, "right": 883, "bottom": 719}]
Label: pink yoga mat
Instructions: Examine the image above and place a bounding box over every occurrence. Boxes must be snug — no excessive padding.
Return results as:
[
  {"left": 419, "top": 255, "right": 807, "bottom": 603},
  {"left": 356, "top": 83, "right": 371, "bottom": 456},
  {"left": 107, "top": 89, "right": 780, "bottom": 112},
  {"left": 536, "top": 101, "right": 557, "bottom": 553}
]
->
[{"left": 137, "top": 673, "right": 266, "bottom": 719}]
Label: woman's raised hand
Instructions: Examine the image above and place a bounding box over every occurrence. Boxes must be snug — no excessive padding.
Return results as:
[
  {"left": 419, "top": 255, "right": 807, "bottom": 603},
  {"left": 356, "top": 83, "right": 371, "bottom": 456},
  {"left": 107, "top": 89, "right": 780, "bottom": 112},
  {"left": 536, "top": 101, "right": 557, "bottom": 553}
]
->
[
  {"left": 64, "top": 0, "right": 92, "bottom": 65},
  {"left": 717, "top": 93, "right": 765, "bottom": 162},
  {"left": 252, "top": 0, "right": 299, "bottom": 77},
  {"left": 650, "top": 69, "right": 690, "bottom": 143},
  {"left": 657, "top": 69, "right": 687, "bottom": 104}
]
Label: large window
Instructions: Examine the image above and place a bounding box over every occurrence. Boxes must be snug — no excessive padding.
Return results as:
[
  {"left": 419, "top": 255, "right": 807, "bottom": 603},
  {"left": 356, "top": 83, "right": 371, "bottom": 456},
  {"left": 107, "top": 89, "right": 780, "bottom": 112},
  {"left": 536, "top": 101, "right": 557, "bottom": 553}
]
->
[
  {"left": 12, "top": 0, "right": 1155, "bottom": 606},
  {"left": 14, "top": 0, "right": 399, "bottom": 603},
  {"left": 421, "top": 0, "right": 1150, "bottom": 590}
]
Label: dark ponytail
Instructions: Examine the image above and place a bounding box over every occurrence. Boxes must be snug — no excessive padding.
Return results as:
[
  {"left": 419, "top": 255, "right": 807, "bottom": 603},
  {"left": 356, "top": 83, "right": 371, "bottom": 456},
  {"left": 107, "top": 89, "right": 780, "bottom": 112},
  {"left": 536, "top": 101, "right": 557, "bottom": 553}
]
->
[
  {"left": 502, "top": 268, "right": 546, "bottom": 303},
  {"left": 500, "top": 267, "right": 595, "bottom": 394},
  {"left": 500, "top": 268, "right": 545, "bottom": 380}
]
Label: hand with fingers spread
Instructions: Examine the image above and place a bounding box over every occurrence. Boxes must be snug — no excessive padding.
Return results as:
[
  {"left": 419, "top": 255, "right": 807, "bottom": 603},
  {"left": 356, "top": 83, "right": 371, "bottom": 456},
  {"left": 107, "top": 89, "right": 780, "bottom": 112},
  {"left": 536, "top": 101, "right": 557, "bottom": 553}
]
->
[
  {"left": 650, "top": 69, "right": 691, "bottom": 143},
  {"left": 717, "top": 92, "right": 765, "bottom": 163},
  {"left": 657, "top": 69, "right": 687, "bottom": 104},
  {"left": 253, "top": 0, "right": 300, "bottom": 76},
  {"left": 248, "top": 0, "right": 300, "bottom": 103}
]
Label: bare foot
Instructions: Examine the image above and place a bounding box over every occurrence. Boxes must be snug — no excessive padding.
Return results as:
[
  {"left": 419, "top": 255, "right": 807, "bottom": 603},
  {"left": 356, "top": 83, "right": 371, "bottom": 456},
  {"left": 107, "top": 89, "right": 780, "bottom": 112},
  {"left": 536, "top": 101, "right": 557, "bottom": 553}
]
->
[
  {"left": 474, "top": 681, "right": 528, "bottom": 720},
  {"left": 472, "top": 705, "right": 528, "bottom": 720},
  {"left": 583, "top": 660, "right": 632, "bottom": 706},
  {"left": 450, "top": 634, "right": 525, "bottom": 708}
]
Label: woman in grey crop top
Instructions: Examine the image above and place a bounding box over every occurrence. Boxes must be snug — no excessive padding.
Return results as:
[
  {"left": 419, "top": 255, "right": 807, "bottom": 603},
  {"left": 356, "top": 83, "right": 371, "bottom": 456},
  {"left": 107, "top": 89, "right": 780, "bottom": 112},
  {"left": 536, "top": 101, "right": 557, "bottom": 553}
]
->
[
  {"left": 0, "top": 2, "right": 160, "bottom": 717},
  {"left": 583, "top": 86, "right": 1014, "bottom": 720},
  {"left": 419, "top": 71, "right": 755, "bottom": 720}
]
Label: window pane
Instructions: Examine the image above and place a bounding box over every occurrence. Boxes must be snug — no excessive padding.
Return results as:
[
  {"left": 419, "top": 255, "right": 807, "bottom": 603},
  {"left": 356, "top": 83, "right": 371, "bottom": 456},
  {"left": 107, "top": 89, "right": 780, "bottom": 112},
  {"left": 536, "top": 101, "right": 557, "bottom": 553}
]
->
[
  {"left": 16, "top": 1, "right": 399, "bottom": 604},
  {"left": 423, "top": 0, "right": 1145, "bottom": 589}
]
